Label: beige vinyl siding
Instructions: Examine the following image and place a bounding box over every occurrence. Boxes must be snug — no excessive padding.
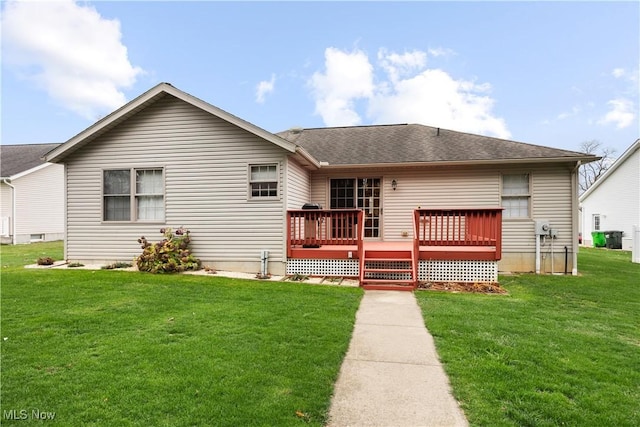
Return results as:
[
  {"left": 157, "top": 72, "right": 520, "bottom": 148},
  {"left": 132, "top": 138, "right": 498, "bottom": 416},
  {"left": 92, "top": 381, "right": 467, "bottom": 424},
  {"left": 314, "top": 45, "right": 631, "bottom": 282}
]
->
[
  {"left": 500, "top": 163, "right": 576, "bottom": 272},
  {"left": 499, "top": 164, "right": 574, "bottom": 252},
  {"left": 309, "top": 166, "right": 499, "bottom": 241},
  {"left": 307, "top": 162, "right": 577, "bottom": 272},
  {"left": 64, "top": 94, "right": 288, "bottom": 271},
  {"left": 382, "top": 167, "right": 498, "bottom": 241},
  {"left": 310, "top": 174, "right": 328, "bottom": 208},
  {"left": 286, "top": 158, "right": 311, "bottom": 210},
  {"left": 12, "top": 164, "right": 65, "bottom": 243}
]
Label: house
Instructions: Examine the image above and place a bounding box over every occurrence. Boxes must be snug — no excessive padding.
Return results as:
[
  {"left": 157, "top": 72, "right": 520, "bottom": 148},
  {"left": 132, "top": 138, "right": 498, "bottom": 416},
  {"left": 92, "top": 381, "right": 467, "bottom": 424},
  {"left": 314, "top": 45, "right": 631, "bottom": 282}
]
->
[
  {"left": 1, "top": 143, "right": 64, "bottom": 244},
  {"left": 44, "top": 83, "right": 596, "bottom": 287},
  {"left": 579, "top": 139, "right": 640, "bottom": 258}
]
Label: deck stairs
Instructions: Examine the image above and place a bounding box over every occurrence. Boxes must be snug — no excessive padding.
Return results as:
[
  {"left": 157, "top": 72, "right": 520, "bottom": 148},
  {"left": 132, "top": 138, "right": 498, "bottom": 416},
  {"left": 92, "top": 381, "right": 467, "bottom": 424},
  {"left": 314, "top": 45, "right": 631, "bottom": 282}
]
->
[{"left": 359, "top": 245, "right": 417, "bottom": 291}]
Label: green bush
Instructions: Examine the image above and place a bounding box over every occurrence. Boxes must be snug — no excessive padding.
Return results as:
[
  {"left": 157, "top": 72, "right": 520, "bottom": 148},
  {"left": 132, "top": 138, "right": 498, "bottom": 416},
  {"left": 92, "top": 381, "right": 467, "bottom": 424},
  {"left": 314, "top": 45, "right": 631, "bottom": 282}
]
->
[
  {"left": 37, "top": 256, "right": 55, "bottom": 266},
  {"left": 136, "top": 227, "right": 201, "bottom": 274}
]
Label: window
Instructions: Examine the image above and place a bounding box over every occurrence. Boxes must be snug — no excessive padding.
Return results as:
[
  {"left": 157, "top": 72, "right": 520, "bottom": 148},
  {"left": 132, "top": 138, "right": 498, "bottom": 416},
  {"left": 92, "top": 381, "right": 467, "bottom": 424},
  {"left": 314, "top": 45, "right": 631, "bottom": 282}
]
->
[
  {"left": 330, "top": 179, "right": 355, "bottom": 208},
  {"left": 249, "top": 164, "right": 278, "bottom": 198},
  {"left": 103, "top": 168, "right": 164, "bottom": 221},
  {"left": 593, "top": 214, "right": 601, "bottom": 231},
  {"left": 136, "top": 169, "right": 164, "bottom": 220},
  {"left": 501, "top": 173, "right": 530, "bottom": 218}
]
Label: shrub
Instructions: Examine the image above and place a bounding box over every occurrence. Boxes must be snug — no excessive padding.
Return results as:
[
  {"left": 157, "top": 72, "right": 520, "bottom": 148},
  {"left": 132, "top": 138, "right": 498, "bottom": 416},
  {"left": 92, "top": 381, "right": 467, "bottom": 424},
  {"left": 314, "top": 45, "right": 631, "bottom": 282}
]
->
[
  {"left": 37, "top": 257, "right": 55, "bottom": 266},
  {"left": 136, "top": 227, "right": 201, "bottom": 274},
  {"left": 101, "top": 262, "right": 133, "bottom": 270}
]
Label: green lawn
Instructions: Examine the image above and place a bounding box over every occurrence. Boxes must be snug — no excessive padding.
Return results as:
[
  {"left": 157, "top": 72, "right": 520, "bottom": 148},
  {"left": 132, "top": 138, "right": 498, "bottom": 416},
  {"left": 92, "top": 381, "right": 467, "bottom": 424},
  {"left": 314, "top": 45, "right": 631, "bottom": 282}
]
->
[
  {"left": 0, "top": 242, "right": 362, "bottom": 426},
  {"left": 416, "top": 247, "right": 640, "bottom": 427},
  {"left": 3, "top": 243, "right": 639, "bottom": 426}
]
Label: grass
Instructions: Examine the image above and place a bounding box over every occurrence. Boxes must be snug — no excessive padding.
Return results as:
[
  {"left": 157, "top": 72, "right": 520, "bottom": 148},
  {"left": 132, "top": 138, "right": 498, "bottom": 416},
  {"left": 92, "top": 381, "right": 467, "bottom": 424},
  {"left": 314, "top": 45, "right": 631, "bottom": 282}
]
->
[
  {"left": 0, "top": 242, "right": 362, "bottom": 426},
  {"left": 416, "top": 247, "right": 640, "bottom": 427}
]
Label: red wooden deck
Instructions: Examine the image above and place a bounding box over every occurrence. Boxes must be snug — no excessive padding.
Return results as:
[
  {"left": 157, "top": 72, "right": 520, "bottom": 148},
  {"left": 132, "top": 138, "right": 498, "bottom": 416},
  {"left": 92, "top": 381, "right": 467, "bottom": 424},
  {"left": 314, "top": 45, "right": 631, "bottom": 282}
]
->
[
  {"left": 287, "top": 208, "right": 503, "bottom": 288},
  {"left": 288, "top": 241, "right": 499, "bottom": 261}
]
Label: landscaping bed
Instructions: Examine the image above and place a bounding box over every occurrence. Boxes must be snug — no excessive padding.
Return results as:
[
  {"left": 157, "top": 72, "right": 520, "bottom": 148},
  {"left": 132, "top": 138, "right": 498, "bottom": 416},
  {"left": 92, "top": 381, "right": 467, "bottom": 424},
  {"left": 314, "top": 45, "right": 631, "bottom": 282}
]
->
[{"left": 418, "top": 281, "right": 507, "bottom": 294}]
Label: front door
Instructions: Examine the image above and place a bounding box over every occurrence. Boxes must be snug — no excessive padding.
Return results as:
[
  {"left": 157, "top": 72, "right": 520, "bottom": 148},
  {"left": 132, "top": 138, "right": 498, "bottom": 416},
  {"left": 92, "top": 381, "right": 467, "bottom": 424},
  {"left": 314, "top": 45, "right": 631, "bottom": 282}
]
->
[{"left": 330, "top": 178, "right": 381, "bottom": 238}]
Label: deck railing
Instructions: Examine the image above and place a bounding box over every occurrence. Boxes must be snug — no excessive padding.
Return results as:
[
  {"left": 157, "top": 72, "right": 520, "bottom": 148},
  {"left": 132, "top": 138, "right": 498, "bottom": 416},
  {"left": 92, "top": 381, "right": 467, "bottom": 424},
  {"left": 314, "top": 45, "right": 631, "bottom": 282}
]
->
[
  {"left": 287, "top": 209, "right": 364, "bottom": 252},
  {"left": 414, "top": 208, "right": 503, "bottom": 253}
]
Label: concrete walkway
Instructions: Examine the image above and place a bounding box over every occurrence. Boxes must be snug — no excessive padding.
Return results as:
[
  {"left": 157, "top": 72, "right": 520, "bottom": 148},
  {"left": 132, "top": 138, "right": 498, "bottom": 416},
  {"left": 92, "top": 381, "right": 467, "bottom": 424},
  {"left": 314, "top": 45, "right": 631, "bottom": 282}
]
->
[{"left": 327, "top": 291, "right": 468, "bottom": 427}]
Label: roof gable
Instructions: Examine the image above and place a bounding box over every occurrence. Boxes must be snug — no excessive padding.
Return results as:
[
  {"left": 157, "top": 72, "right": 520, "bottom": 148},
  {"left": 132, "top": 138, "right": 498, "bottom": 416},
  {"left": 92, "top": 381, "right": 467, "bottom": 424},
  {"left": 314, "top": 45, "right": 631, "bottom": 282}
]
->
[
  {"left": 580, "top": 138, "right": 640, "bottom": 201},
  {"left": 44, "top": 83, "right": 300, "bottom": 163},
  {"left": 278, "top": 124, "right": 597, "bottom": 166},
  {"left": 1, "top": 143, "right": 61, "bottom": 178}
]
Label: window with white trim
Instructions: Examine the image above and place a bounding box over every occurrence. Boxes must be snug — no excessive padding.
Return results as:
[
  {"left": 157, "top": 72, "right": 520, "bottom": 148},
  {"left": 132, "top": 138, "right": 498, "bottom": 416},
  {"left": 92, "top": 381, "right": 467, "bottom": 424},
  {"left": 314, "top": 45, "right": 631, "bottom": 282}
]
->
[
  {"left": 103, "top": 168, "right": 165, "bottom": 221},
  {"left": 249, "top": 164, "right": 278, "bottom": 198},
  {"left": 592, "top": 214, "right": 600, "bottom": 231},
  {"left": 501, "top": 173, "right": 530, "bottom": 218}
]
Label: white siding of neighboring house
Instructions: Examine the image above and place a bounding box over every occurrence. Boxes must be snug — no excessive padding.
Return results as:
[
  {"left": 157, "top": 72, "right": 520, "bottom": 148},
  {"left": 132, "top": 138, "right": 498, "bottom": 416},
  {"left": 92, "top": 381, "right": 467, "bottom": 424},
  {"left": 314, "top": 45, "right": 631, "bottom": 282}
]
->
[
  {"left": 0, "top": 164, "right": 65, "bottom": 244},
  {"left": 0, "top": 183, "right": 13, "bottom": 243},
  {"left": 63, "top": 94, "right": 291, "bottom": 274},
  {"left": 308, "top": 162, "right": 578, "bottom": 273},
  {"left": 580, "top": 144, "right": 640, "bottom": 250}
]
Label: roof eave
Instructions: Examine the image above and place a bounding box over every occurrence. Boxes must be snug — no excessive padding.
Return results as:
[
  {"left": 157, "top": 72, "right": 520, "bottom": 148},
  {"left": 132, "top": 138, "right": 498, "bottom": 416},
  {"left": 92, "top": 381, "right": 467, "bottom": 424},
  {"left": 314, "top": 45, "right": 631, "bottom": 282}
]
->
[
  {"left": 316, "top": 156, "right": 598, "bottom": 169},
  {"left": 292, "top": 146, "right": 321, "bottom": 169}
]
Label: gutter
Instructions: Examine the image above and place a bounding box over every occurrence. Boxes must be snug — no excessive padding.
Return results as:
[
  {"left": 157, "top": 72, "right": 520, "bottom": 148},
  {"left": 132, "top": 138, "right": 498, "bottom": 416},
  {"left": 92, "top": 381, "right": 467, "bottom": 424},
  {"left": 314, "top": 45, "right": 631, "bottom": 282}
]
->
[
  {"left": 314, "top": 156, "right": 599, "bottom": 170},
  {"left": 2, "top": 178, "right": 16, "bottom": 245}
]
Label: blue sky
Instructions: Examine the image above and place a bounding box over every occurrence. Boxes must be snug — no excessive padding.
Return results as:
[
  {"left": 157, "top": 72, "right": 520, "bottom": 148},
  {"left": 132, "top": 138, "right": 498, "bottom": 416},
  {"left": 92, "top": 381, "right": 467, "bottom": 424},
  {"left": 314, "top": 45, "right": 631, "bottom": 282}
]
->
[{"left": 2, "top": 1, "right": 639, "bottom": 156}]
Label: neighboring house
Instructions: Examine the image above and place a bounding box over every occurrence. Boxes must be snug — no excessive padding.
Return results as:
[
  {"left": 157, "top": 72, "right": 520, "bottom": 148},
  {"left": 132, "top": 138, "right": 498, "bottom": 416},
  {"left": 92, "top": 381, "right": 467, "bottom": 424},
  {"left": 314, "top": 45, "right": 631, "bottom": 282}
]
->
[
  {"left": 579, "top": 139, "right": 640, "bottom": 255},
  {"left": 1, "top": 143, "right": 64, "bottom": 244},
  {"left": 44, "top": 83, "right": 596, "bottom": 287}
]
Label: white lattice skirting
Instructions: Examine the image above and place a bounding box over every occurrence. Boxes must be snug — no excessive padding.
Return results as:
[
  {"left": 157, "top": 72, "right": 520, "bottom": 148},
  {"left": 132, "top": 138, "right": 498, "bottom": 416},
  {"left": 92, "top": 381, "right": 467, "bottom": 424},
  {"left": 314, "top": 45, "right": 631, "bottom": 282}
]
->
[
  {"left": 286, "top": 259, "right": 359, "bottom": 277},
  {"left": 286, "top": 259, "right": 498, "bottom": 283},
  {"left": 418, "top": 260, "right": 497, "bottom": 283}
]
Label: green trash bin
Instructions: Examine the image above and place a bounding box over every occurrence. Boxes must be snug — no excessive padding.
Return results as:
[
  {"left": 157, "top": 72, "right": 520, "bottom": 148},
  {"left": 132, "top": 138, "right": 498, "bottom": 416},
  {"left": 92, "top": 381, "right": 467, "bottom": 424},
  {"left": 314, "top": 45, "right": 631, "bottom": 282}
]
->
[
  {"left": 604, "top": 231, "right": 623, "bottom": 249},
  {"left": 591, "top": 231, "right": 606, "bottom": 248}
]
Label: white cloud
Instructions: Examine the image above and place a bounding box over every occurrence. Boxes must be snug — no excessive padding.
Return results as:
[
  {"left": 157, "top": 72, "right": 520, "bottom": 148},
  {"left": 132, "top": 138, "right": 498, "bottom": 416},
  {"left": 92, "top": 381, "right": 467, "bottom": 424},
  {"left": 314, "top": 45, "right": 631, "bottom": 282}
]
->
[
  {"left": 309, "top": 47, "right": 374, "bottom": 126},
  {"left": 556, "top": 106, "right": 581, "bottom": 120},
  {"left": 1, "top": 0, "right": 143, "bottom": 119},
  {"left": 427, "top": 47, "right": 456, "bottom": 58},
  {"left": 308, "top": 47, "right": 510, "bottom": 138},
  {"left": 598, "top": 98, "right": 635, "bottom": 129},
  {"left": 377, "top": 49, "right": 427, "bottom": 83},
  {"left": 256, "top": 74, "right": 276, "bottom": 104},
  {"left": 612, "top": 68, "right": 626, "bottom": 78}
]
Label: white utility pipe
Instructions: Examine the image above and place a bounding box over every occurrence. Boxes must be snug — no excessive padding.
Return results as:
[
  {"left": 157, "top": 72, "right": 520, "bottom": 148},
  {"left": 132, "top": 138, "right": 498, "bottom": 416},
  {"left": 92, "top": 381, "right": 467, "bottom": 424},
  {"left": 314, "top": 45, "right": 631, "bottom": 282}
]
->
[{"left": 535, "top": 234, "right": 541, "bottom": 274}]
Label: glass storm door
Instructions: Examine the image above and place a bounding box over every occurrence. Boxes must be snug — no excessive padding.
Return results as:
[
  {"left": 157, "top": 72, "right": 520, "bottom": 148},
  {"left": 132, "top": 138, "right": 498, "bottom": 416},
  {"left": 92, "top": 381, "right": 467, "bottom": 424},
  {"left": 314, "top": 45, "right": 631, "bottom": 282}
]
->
[{"left": 330, "top": 178, "right": 381, "bottom": 238}]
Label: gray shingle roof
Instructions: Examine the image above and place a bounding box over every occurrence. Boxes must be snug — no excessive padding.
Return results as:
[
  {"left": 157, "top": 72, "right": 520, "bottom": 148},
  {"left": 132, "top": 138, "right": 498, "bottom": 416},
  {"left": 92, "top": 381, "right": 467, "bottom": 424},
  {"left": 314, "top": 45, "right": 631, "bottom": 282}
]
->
[
  {"left": 1, "top": 143, "right": 61, "bottom": 178},
  {"left": 278, "top": 124, "right": 593, "bottom": 165}
]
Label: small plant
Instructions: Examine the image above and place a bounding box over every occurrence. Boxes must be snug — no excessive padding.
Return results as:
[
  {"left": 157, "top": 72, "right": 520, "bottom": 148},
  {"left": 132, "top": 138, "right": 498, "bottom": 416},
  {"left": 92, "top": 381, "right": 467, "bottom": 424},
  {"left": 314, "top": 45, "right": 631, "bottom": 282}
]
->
[
  {"left": 37, "top": 257, "right": 55, "bottom": 266},
  {"left": 101, "top": 262, "right": 133, "bottom": 270},
  {"left": 287, "top": 273, "right": 308, "bottom": 282},
  {"left": 136, "top": 227, "right": 201, "bottom": 274},
  {"left": 67, "top": 262, "right": 84, "bottom": 268}
]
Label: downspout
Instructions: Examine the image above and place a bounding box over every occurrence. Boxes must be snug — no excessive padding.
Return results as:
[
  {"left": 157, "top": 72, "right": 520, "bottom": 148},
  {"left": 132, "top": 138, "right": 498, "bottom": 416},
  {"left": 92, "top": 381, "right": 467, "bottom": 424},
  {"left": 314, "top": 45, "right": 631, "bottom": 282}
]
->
[
  {"left": 3, "top": 179, "right": 17, "bottom": 245},
  {"left": 571, "top": 161, "right": 581, "bottom": 276}
]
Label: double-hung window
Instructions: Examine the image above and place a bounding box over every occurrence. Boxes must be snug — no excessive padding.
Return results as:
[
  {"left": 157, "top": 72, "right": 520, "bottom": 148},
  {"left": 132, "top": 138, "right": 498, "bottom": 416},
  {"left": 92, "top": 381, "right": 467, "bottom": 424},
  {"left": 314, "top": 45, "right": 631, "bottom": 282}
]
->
[
  {"left": 501, "top": 173, "right": 530, "bottom": 218},
  {"left": 103, "top": 168, "right": 165, "bottom": 221},
  {"left": 249, "top": 164, "right": 278, "bottom": 198}
]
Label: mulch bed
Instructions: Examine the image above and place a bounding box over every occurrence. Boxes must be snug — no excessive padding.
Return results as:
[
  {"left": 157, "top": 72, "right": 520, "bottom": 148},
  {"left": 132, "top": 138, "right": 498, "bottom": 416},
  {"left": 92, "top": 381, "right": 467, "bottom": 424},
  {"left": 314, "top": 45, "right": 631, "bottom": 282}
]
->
[{"left": 418, "top": 281, "right": 508, "bottom": 294}]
